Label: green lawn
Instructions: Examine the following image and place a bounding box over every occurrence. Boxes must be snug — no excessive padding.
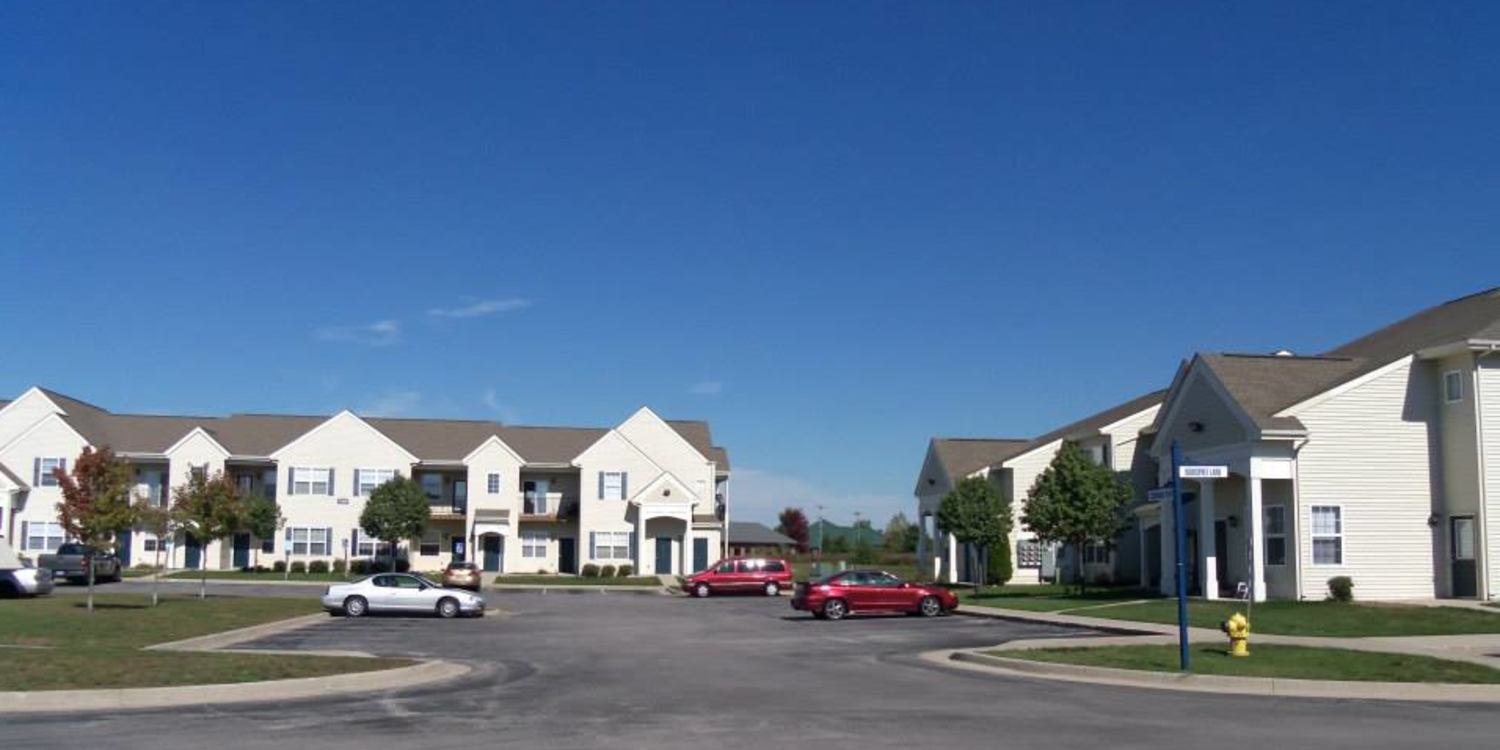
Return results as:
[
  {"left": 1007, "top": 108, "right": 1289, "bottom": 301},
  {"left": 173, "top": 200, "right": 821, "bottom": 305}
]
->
[
  {"left": 495, "top": 575, "right": 662, "bottom": 586},
  {"left": 0, "top": 594, "right": 409, "bottom": 691},
  {"left": 1095, "top": 599, "right": 1500, "bottom": 637},
  {"left": 164, "top": 570, "right": 355, "bottom": 582},
  {"left": 998, "top": 643, "right": 1500, "bottom": 683},
  {"left": 954, "top": 584, "right": 1150, "bottom": 612}
]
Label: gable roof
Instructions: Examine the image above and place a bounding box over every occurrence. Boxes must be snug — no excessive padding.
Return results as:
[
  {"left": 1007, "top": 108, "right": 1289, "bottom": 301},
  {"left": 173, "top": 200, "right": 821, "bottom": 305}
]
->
[
  {"left": 727, "top": 521, "right": 795, "bottom": 546},
  {"left": 1013, "top": 389, "right": 1166, "bottom": 457},
  {"left": 930, "top": 438, "right": 1031, "bottom": 485}
]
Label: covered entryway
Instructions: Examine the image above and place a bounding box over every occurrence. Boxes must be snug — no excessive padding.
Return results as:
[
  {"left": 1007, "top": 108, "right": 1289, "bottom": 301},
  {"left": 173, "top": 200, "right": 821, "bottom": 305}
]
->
[
  {"left": 1452, "top": 516, "right": 1478, "bottom": 598},
  {"left": 470, "top": 508, "right": 512, "bottom": 574},
  {"left": 232, "top": 533, "right": 251, "bottom": 569},
  {"left": 655, "top": 537, "right": 672, "bottom": 574},
  {"left": 481, "top": 534, "right": 504, "bottom": 573},
  {"left": 631, "top": 473, "right": 699, "bottom": 576}
]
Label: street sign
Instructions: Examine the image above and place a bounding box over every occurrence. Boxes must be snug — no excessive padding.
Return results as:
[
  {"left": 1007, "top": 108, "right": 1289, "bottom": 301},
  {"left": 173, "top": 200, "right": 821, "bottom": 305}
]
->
[
  {"left": 1147, "top": 488, "right": 1173, "bottom": 503},
  {"left": 1179, "top": 465, "right": 1228, "bottom": 479}
]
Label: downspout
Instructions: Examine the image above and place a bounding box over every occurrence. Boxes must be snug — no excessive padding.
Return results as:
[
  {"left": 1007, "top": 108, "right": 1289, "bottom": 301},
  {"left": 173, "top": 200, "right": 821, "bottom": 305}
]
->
[
  {"left": 1290, "top": 436, "right": 1311, "bottom": 601},
  {"left": 1474, "top": 347, "right": 1496, "bottom": 600}
]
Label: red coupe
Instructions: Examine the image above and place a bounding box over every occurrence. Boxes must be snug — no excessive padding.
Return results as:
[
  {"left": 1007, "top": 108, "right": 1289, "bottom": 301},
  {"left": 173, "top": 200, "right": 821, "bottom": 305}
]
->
[{"left": 791, "top": 570, "right": 959, "bottom": 620}]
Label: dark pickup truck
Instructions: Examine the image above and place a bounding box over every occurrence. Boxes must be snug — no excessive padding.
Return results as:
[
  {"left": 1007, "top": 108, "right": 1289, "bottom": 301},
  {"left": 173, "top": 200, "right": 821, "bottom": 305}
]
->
[{"left": 38, "top": 543, "right": 122, "bottom": 583}]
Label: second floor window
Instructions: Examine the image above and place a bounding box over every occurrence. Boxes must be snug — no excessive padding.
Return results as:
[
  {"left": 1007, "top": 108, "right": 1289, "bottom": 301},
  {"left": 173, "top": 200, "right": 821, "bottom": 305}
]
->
[
  {"left": 38, "top": 457, "right": 65, "bottom": 487},
  {"left": 356, "top": 468, "right": 396, "bottom": 497},
  {"left": 1444, "top": 370, "right": 1464, "bottom": 403},
  {"left": 291, "top": 467, "right": 332, "bottom": 496},
  {"left": 421, "top": 474, "right": 443, "bottom": 502},
  {"left": 487, "top": 473, "right": 501, "bottom": 494},
  {"left": 601, "top": 471, "right": 626, "bottom": 501}
]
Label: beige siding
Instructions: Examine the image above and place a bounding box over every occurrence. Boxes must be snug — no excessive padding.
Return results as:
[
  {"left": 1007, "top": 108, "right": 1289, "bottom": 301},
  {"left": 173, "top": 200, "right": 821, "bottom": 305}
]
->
[
  {"left": 0, "top": 390, "right": 65, "bottom": 449},
  {"left": 1479, "top": 359, "right": 1500, "bottom": 597},
  {"left": 1164, "top": 370, "right": 1253, "bottom": 454},
  {"left": 166, "top": 430, "right": 230, "bottom": 569},
  {"left": 1, "top": 415, "right": 90, "bottom": 554},
  {"left": 1434, "top": 355, "right": 1480, "bottom": 597},
  {"left": 1291, "top": 357, "right": 1437, "bottom": 600}
]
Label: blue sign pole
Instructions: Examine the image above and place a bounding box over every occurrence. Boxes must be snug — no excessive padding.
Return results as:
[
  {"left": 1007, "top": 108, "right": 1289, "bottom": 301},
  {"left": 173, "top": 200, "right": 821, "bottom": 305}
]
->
[{"left": 1171, "top": 439, "right": 1190, "bottom": 672}]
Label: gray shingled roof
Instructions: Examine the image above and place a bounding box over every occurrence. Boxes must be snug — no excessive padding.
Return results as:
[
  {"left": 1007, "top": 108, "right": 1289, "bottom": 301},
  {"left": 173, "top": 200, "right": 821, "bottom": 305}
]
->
[
  {"left": 931, "top": 438, "right": 1031, "bottom": 484},
  {"left": 1014, "top": 389, "right": 1166, "bottom": 456},
  {"left": 26, "top": 389, "right": 720, "bottom": 467},
  {"left": 727, "top": 521, "right": 795, "bottom": 546}
]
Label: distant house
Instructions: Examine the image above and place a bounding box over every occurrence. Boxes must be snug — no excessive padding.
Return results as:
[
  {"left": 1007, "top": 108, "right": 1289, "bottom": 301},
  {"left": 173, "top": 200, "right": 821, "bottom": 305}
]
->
[{"left": 726, "top": 521, "right": 796, "bottom": 557}]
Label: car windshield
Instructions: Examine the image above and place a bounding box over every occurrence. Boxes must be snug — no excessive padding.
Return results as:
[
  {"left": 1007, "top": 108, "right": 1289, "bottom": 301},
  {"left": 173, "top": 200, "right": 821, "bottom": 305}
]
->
[{"left": 415, "top": 575, "right": 440, "bottom": 588}]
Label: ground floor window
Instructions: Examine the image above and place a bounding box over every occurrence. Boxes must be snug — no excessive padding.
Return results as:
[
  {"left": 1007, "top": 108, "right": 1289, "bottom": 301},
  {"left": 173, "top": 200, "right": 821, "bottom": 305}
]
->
[
  {"left": 1263, "top": 506, "right": 1288, "bottom": 566},
  {"left": 142, "top": 533, "right": 161, "bottom": 553},
  {"left": 261, "top": 537, "right": 275, "bottom": 554},
  {"left": 419, "top": 530, "right": 441, "bottom": 557},
  {"left": 289, "top": 527, "right": 331, "bottom": 556},
  {"left": 1310, "top": 506, "right": 1342, "bottom": 565},
  {"left": 592, "top": 531, "right": 630, "bottom": 560},
  {"left": 25, "top": 521, "right": 65, "bottom": 552},
  {"left": 1016, "top": 539, "right": 1042, "bottom": 568},
  {"left": 1082, "top": 542, "right": 1110, "bottom": 565},
  {"left": 522, "top": 531, "right": 549, "bottom": 558}
]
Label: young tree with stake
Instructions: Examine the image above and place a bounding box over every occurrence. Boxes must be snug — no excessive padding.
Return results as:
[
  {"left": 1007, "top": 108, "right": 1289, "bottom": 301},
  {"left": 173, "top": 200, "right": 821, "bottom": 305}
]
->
[
  {"left": 1022, "top": 441, "right": 1132, "bottom": 594},
  {"left": 359, "top": 475, "right": 430, "bottom": 568},
  {"left": 936, "top": 476, "right": 1012, "bottom": 595},
  {"left": 134, "top": 499, "right": 176, "bottom": 607},
  {"left": 171, "top": 470, "right": 246, "bottom": 599},
  {"left": 53, "top": 447, "right": 140, "bottom": 613}
]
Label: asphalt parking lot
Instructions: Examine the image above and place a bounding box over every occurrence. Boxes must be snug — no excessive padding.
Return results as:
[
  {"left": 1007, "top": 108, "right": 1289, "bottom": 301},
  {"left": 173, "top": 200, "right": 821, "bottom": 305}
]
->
[{"left": 14, "top": 585, "right": 1500, "bottom": 748}]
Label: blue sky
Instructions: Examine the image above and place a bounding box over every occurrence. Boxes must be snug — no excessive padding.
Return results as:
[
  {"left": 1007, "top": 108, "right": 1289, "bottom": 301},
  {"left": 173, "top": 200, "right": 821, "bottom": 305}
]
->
[{"left": 3, "top": 3, "right": 1498, "bottom": 527}]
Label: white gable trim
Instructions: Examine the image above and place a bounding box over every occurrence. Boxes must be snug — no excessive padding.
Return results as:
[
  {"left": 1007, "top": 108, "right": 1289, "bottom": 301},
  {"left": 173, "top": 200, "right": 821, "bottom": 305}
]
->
[
  {"left": 0, "top": 412, "right": 92, "bottom": 455},
  {"left": 1097, "top": 403, "right": 1164, "bottom": 435},
  {"left": 0, "top": 388, "right": 65, "bottom": 426},
  {"left": 997, "top": 438, "right": 1064, "bottom": 470},
  {"left": 1273, "top": 355, "right": 1413, "bottom": 418},
  {"left": 628, "top": 470, "right": 701, "bottom": 506},
  {"left": 164, "top": 426, "right": 231, "bottom": 459},
  {"left": 461, "top": 434, "right": 526, "bottom": 465},
  {"left": 624, "top": 406, "right": 711, "bottom": 463},
  {"left": 1150, "top": 357, "right": 1261, "bottom": 458},
  {"left": 571, "top": 427, "right": 666, "bottom": 475},
  {"left": 268, "top": 410, "right": 420, "bottom": 463}
]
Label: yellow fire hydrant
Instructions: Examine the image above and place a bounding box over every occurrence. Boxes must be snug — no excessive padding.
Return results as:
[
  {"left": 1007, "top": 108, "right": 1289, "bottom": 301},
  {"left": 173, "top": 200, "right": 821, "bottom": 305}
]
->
[{"left": 1221, "top": 612, "right": 1250, "bottom": 657}]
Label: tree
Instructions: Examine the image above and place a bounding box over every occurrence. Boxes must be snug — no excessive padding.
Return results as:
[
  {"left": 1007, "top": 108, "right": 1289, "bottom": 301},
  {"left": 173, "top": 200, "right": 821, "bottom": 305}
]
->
[
  {"left": 360, "top": 475, "right": 430, "bottom": 565},
  {"left": 775, "top": 507, "right": 810, "bottom": 553},
  {"left": 883, "top": 512, "right": 916, "bottom": 553},
  {"left": 134, "top": 499, "right": 176, "bottom": 607},
  {"left": 172, "top": 470, "right": 246, "bottom": 600},
  {"left": 936, "top": 476, "right": 1012, "bottom": 594},
  {"left": 53, "top": 447, "right": 139, "bottom": 613},
  {"left": 241, "top": 492, "right": 282, "bottom": 569},
  {"left": 850, "top": 530, "right": 878, "bottom": 565},
  {"left": 1022, "top": 441, "right": 1132, "bottom": 594}
]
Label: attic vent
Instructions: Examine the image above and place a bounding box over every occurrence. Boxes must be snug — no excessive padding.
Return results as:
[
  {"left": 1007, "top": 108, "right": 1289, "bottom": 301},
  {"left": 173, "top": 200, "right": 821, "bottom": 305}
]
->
[{"left": 1272, "top": 349, "right": 1295, "bottom": 357}]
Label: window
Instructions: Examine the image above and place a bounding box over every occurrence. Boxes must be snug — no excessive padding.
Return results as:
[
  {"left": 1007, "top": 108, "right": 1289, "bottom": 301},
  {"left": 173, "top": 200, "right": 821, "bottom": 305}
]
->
[
  {"left": 1263, "top": 506, "right": 1288, "bottom": 566},
  {"left": 1310, "top": 506, "right": 1343, "bottom": 565},
  {"left": 1444, "top": 370, "right": 1464, "bottom": 404},
  {"left": 288, "top": 527, "right": 331, "bottom": 556},
  {"left": 419, "top": 530, "right": 441, "bottom": 557},
  {"left": 592, "top": 531, "right": 631, "bottom": 560},
  {"left": 38, "top": 457, "right": 65, "bottom": 487},
  {"left": 1452, "top": 517, "right": 1476, "bottom": 561},
  {"left": 262, "top": 468, "right": 278, "bottom": 501},
  {"left": 763, "top": 560, "right": 786, "bottom": 573},
  {"left": 190, "top": 464, "right": 207, "bottom": 482},
  {"left": 356, "top": 468, "right": 396, "bottom": 497},
  {"left": 355, "top": 537, "right": 391, "bottom": 557},
  {"left": 522, "top": 531, "right": 549, "bottom": 558},
  {"left": 420, "top": 474, "right": 443, "bottom": 502},
  {"left": 1083, "top": 542, "right": 1110, "bottom": 565},
  {"left": 714, "top": 560, "right": 734, "bottom": 574},
  {"left": 139, "top": 469, "right": 166, "bottom": 507},
  {"left": 25, "top": 522, "right": 65, "bottom": 551},
  {"left": 291, "top": 467, "right": 331, "bottom": 496},
  {"left": 487, "top": 473, "right": 501, "bottom": 494},
  {"left": 1016, "top": 539, "right": 1043, "bottom": 569},
  {"left": 261, "top": 537, "right": 275, "bottom": 554},
  {"left": 524, "top": 481, "right": 548, "bottom": 514},
  {"left": 236, "top": 474, "right": 254, "bottom": 495},
  {"left": 601, "top": 472, "right": 625, "bottom": 501},
  {"left": 142, "top": 534, "right": 162, "bottom": 553}
]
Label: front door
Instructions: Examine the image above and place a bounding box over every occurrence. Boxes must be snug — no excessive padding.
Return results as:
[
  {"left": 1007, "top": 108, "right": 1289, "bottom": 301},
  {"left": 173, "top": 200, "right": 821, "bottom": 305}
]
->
[
  {"left": 1452, "top": 516, "right": 1478, "bottom": 598},
  {"left": 558, "top": 537, "right": 577, "bottom": 574},
  {"left": 1213, "top": 521, "right": 1229, "bottom": 596},
  {"left": 655, "top": 537, "right": 673, "bottom": 575},
  {"left": 232, "top": 533, "right": 251, "bottom": 569},
  {"left": 451, "top": 536, "right": 466, "bottom": 563},
  {"left": 482, "top": 535, "right": 503, "bottom": 572},
  {"left": 184, "top": 533, "right": 201, "bottom": 569},
  {"left": 693, "top": 538, "right": 709, "bottom": 573},
  {"left": 117, "top": 530, "right": 132, "bottom": 567}
]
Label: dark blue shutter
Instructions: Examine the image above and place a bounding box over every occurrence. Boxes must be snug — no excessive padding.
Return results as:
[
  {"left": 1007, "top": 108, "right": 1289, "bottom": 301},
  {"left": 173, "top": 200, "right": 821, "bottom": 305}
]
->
[
  {"left": 353, "top": 469, "right": 361, "bottom": 496},
  {"left": 286, "top": 466, "right": 295, "bottom": 496},
  {"left": 351, "top": 528, "right": 360, "bottom": 555},
  {"left": 33, "top": 457, "right": 41, "bottom": 486},
  {"left": 621, "top": 472, "right": 628, "bottom": 500},
  {"left": 589, "top": 532, "right": 596, "bottom": 559},
  {"left": 20, "top": 521, "right": 28, "bottom": 551},
  {"left": 327, "top": 469, "right": 335, "bottom": 496},
  {"left": 629, "top": 533, "right": 637, "bottom": 565},
  {"left": 325, "top": 527, "right": 333, "bottom": 555},
  {"left": 597, "top": 472, "right": 604, "bottom": 500}
]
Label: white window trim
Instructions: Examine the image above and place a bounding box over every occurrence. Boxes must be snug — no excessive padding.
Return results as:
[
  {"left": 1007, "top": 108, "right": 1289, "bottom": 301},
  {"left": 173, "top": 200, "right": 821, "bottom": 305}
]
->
[
  {"left": 1443, "top": 369, "right": 1464, "bottom": 404},
  {"left": 288, "top": 526, "right": 331, "bottom": 556},
  {"left": 356, "top": 468, "right": 396, "bottom": 497},
  {"left": 26, "top": 521, "right": 66, "bottom": 551},
  {"left": 1263, "top": 505, "right": 1288, "bottom": 567},
  {"left": 487, "top": 473, "right": 501, "bottom": 494},
  {"left": 39, "top": 457, "right": 65, "bottom": 488},
  {"left": 602, "top": 472, "right": 625, "bottom": 501},
  {"left": 522, "top": 531, "right": 549, "bottom": 558},
  {"left": 418, "top": 530, "right": 442, "bottom": 556},
  {"left": 292, "top": 467, "right": 332, "bottom": 496},
  {"left": 1308, "top": 505, "right": 1343, "bottom": 566},
  {"left": 592, "top": 531, "right": 631, "bottom": 561}
]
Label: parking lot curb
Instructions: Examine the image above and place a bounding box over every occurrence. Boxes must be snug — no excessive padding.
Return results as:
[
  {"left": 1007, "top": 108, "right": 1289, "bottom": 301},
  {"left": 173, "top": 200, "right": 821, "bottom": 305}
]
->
[
  {"left": 145, "top": 613, "right": 331, "bottom": 652},
  {"left": 485, "top": 584, "right": 671, "bottom": 595},
  {"left": 928, "top": 648, "right": 1500, "bottom": 704},
  {"left": 0, "top": 659, "right": 472, "bottom": 714}
]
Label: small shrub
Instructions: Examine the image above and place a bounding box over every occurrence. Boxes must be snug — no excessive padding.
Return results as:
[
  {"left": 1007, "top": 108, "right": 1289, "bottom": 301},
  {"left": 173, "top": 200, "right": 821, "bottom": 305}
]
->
[
  {"left": 331, "top": 559, "right": 347, "bottom": 574},
  {"left": 290, "top": 561, "right": 307, "bottom": 574},
  {"left": 350, "top": 559, "right": 370, "bottom": 575},
  {"left": 600, "top": 564, "right": 617, "bottom": 578},
  {"left": 986, "top": 538, "right": 1013, "bottom": 587},
  {"left": 273, "top": 560, "right": 287, "bottom": 573},
  {"left": 581, "top": 563, "right": 601, "bottom": 578},
  {"left": 616, "top": 564, "right": 634, "bottom": 577},
  {"left": 1328, "top": 576, "right": 1354, "bottom": 602},
  {"left": 308, "top": 559, "right": 330, "bottom": 574}
]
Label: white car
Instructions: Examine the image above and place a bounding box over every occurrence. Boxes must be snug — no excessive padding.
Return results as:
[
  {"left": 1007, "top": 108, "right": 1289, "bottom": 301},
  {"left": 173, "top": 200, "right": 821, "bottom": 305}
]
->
[
  {"left": 0, "top": 539, "right": 53, "bottom": 598},
  {"left": 322, "top": 573, "right": 485, "bottom": 618}
]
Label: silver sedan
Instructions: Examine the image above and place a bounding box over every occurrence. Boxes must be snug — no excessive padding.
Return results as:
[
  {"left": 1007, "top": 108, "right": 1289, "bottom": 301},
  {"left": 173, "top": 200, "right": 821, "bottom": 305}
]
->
[{"left": 322, "top": 573, "right": 485, "bottom": 618}]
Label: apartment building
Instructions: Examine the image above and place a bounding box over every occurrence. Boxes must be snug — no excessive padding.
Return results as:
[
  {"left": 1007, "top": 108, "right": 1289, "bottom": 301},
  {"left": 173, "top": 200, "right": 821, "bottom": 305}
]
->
[{"left": 0, "top": 389, "right": 730, "bottom": 577}]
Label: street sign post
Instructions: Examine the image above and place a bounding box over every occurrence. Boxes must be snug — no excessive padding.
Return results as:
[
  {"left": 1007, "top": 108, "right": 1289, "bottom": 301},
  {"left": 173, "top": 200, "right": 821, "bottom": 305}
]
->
[{"left": 1170, "top": 440, "right": 1190, "bottom": 672}]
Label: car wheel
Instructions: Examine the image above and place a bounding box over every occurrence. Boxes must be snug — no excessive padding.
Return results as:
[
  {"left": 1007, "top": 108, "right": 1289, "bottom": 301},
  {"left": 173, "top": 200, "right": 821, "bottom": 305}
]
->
[
  {"left": 919, "top": 595, "right": 943, "bottom": 617},
  {"left": 344, "top": 596, "right": 368, "bottom": 618},
  {"left": 694, "top": 583, "right": 711, "bottom": 598},
  {"left": 110, "top": 565, "right": 122, "bottom": 583},
  {"left": 763, "top": 581, "right": 780, "bottom": 597},
  {"left": 437, "top": 597, "right": 460, "bottom": 619},
  {"left": 822, "top": 599, "right": 848, "bottom": 621}
]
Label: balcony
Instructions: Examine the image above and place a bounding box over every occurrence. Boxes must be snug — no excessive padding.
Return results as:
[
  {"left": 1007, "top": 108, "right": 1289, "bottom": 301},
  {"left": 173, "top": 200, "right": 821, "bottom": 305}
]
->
[{"left": 520, "top": 492, "right": 576, "bottom": 522}]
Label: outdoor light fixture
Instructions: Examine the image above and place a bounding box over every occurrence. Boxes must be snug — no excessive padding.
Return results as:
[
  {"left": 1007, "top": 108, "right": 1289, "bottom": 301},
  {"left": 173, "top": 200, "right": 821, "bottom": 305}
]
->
[
  {"left": 1227, "top": 515, "right": 1239, "bottom": 528},
  {"left": 1428, "top": 513, "right": 1442, "bottom": 528},
  {"left": 1188, "top": 421, "right": 1205, "bottom": 432}
]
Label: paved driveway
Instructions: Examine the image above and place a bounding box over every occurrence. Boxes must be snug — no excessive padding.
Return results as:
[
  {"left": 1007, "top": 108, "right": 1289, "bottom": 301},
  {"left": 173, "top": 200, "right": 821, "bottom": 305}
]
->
[{"left": 9, "top": 589, "right": 1500, "bottom": 748}]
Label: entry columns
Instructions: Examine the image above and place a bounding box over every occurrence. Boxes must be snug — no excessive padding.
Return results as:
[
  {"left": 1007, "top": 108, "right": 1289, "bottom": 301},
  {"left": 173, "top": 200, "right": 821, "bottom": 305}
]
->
[
  {"left": 1246, "top": 476, "right": 1268, "bottom": 602},
  {"left": 682, "top": 521, "right": 694, "bottom": 576},
  {"left": 915, "top": 513, "right": 929, "bottom": 577},
  {"left": 1198, "top": 480, "right": 1218, "bottom": 600}
]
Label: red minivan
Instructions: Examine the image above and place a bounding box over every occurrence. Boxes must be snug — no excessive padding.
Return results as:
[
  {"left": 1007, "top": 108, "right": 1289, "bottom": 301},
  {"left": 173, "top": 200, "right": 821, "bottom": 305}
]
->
[{"left": 686, "top": 557, "right": 794, "bottom": 598}]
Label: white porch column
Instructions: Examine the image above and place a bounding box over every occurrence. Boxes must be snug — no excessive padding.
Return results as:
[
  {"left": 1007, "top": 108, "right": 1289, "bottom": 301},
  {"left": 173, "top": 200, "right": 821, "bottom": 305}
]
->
[
  {"left": 636, "top": 513, "right": 646, "bottom": 574},
  {"left": 1137, "top": 520, "right": 1148, "bottom": 587},
  {"left": 1158, "top": 504, "right": 1175, "bottom": 596},
  {"left": 1247, "top": 476, "right": 1268, "bottom": 602},
  {"left": 945, "top": 532, "right": 959, "bottom": 583},
  {"left": 1199, "top": 480, "right": 1218, "bottom": 600},
  {"left": 682, "top": 520, "right": 694, "bottom": 575},
  {"left": 915, "top": 512, "right": 929, "bottom": 577}
]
